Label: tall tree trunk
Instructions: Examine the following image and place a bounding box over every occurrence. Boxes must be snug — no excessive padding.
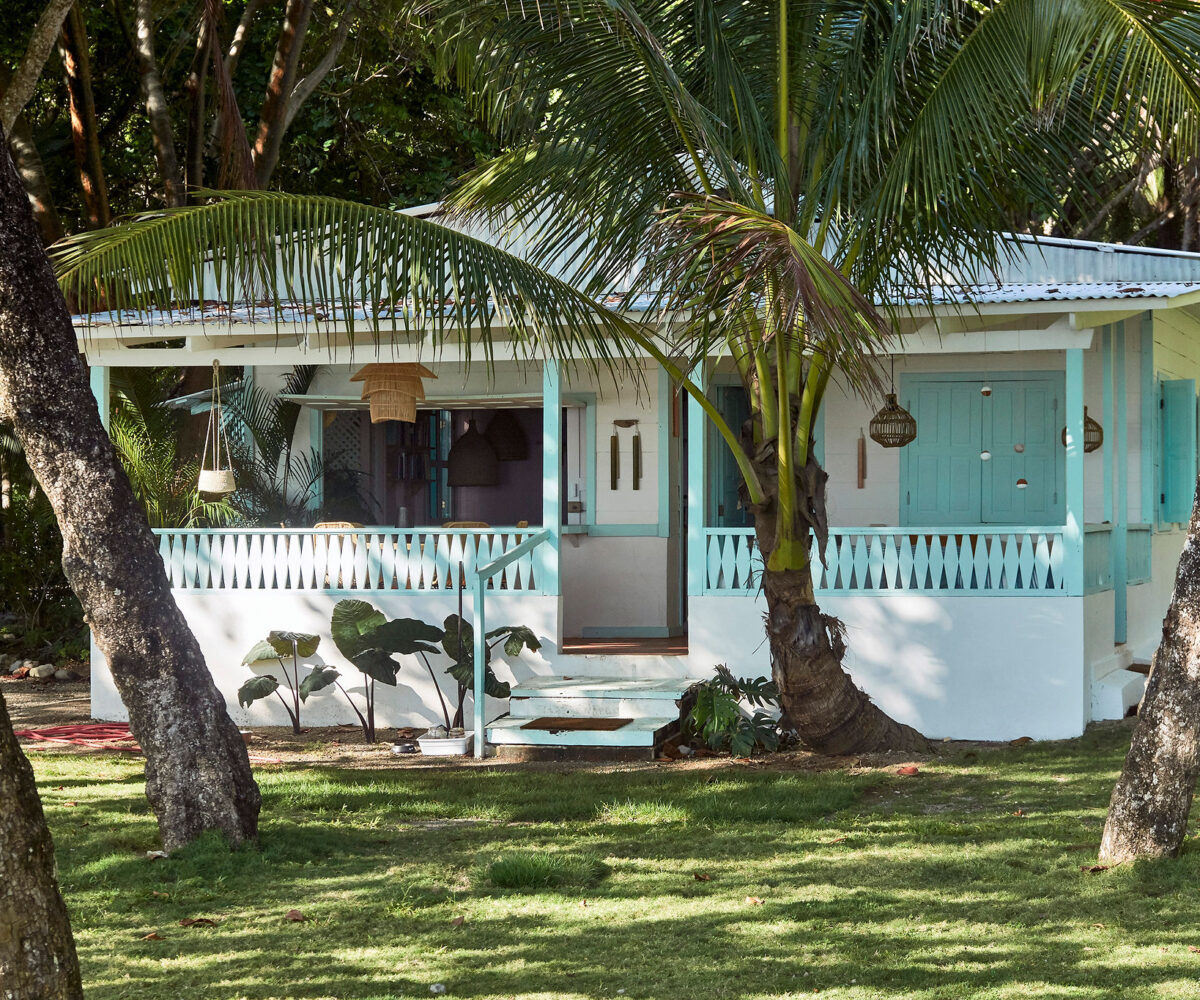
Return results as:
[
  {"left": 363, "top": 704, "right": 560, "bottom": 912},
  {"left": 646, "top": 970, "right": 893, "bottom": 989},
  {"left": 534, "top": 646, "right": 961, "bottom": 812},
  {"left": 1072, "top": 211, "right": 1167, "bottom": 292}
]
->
[
  {"left": 59, "top": 2, "right": 111, "bottom": 228},
  {"left": 0, "top": 0, "right": 77, "bottom": 133},
  {"left": 184, "top": 14, "right": 211, "bottom": 199},
  {"left": 7, "top": 113, "right": 63, "bottom": 245},
  {"left": 132, "top": 0, "right": 185, "bottom": 206},
  {"left": 253, "top": 0, "right": 313, "bottom": 186},
  {"left": 0, "top": 136, "right": 260, "bottom": 851},
  {"left": 1099, "top": 488, "right": 1200, "bottom": 863},
  {"left": 752, "top": 450, "right": 931, "bottom": 755},
  {"left": 0, "top": 690, "right": 84, "bottom": 999}
]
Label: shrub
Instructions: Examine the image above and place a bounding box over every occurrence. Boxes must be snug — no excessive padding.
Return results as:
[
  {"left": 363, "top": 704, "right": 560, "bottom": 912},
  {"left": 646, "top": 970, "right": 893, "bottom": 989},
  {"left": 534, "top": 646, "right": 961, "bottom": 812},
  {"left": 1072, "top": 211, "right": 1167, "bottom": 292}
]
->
[
  {"left": 478, "top": 852, "right": 609, "bottom": 890},
  {"left": 687, "top": 664, "right": 781, "bottom": 757}
]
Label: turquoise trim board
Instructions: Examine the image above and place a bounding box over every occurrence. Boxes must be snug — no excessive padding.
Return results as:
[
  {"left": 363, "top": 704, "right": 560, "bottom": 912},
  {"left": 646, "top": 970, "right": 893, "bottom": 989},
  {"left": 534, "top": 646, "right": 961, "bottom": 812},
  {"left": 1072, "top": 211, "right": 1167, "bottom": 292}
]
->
[
  {"left": 309, "top": 406, "right": 324, "bottom": 512},
  {"left": 1064, "top": 349, "right": 1085, "bottom": 596},
  {"left": 657, "top": 367, "right": 672, "bottom": 535},
  {"left": 687, "top": 365, "right": 707, "bottom": 596},
  {"left": 1160, "top": 378, "right": 1197, "bottom": 524},
  {"left": 1102, "top": 325, "right": 1114, "bottom": 524},
  {"left": 1140, "top": 312, "right": 1156, "bottom": 529},
  {"left": 89, "top": 365, "right": 110, "bottom": 430},
  {"left": 541, "top": 362, "right": 562, "bottom": 596},
  {"left": 1114, "top": 321, "right": 1129, "bottom": 643}
]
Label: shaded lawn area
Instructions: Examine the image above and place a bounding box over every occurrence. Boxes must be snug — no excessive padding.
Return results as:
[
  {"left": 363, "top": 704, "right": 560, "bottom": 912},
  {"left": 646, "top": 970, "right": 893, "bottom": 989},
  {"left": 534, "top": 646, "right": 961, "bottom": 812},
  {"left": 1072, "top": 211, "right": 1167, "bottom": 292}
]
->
[{"left": 33, "top": 723, "right": 1200, "bottom": 1000}]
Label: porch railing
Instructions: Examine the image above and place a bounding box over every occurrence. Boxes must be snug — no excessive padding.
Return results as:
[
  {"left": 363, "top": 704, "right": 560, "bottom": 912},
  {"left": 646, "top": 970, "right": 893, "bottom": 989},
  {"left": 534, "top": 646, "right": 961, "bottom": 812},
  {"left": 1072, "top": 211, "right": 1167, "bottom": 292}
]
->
[
  {"left": 153, "top": 527, "right": 544, "bottom": 593},
  {"left": 702, "top": 526, "right": 1070, "bottom": 596}
]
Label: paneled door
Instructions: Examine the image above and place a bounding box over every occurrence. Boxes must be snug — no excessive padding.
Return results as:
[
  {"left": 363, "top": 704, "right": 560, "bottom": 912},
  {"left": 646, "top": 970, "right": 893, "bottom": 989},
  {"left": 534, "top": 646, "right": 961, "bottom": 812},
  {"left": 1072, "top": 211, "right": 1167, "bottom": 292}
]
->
[{"left": 901, "top": 373, "right": 1064, "bottom": 526}]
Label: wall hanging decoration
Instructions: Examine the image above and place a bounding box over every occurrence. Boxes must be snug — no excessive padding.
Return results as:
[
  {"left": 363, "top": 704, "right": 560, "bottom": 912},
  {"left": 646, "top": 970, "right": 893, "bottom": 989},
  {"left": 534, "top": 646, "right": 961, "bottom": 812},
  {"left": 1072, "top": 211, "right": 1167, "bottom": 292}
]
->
[
  {"left": 484, "top": 409, "right": 529, "bottom": 461},
  {"left": 198, "top": 359, "right": 236, "bottom": 495},
  {"left": 868, "top": 359, "right": 917, "bottom": 448},
  {"left": 1060, "top": 407, "right": 1104, "bottom": 453},
  {"left": 447, "top": 418, "right": 499, "bottom": 487},
  {"left": 857, "top": 429, "right": 867, "bottom": 489},
  {"left": 610, "top": 419, "right": 641, "bottom": 490},
  {"left": 350, "top": 363, "right": 436, "bottom": 423}
]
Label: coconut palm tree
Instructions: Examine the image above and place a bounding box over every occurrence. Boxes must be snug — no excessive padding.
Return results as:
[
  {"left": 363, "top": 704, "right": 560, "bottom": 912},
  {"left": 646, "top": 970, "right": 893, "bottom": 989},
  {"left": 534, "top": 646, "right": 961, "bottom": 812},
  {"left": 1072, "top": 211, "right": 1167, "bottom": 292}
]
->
[{"left": 54, "top": 1, "right": 1200, "bottom": 753}]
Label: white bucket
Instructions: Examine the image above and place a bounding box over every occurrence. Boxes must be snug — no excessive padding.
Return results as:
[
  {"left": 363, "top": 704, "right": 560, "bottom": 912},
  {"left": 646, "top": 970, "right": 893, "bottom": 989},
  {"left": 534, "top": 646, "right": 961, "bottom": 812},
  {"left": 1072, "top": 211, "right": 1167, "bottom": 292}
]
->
[
  {"left": 198, "top": 469, "right": 237, "bottom": 495},
  {"left": 417, "top": 732, "right": 474, "bottom": 757}
]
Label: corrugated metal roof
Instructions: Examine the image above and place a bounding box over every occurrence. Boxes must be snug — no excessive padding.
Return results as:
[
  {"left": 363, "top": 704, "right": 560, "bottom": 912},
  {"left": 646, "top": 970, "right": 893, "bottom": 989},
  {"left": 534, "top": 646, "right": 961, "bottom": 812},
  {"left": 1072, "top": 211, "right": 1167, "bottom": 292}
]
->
[{"left": 901, "top": 280, "right": 1200, "bottom": 306}]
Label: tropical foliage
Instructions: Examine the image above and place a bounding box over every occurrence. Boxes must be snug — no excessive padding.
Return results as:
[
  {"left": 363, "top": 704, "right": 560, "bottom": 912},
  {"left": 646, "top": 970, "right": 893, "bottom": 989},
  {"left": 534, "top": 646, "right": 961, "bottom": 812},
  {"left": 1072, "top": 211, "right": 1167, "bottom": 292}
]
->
[
  {"left": 52, "top": 1, "right": 1200, "bottom": 754},
  {"left": 238, "top": 631, "right": 339, "bottom": 735},
  {"left": 686, "top": 665, "right": 781, "bottom": 758}
]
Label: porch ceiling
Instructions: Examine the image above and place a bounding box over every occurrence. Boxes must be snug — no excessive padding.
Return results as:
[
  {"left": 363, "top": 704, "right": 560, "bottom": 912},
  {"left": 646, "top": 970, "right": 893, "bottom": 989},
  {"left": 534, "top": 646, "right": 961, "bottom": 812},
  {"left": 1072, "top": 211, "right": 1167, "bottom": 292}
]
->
[{"left": 279, "top": 392, "right": 554, "bottom": 410}]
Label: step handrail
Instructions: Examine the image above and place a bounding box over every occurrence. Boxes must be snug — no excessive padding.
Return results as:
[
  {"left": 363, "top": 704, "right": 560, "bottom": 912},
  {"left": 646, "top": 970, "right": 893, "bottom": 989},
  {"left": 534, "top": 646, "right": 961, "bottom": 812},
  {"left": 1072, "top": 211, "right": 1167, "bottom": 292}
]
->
[{"left": 471, "top": 529, "right": 554, "bottom": 758}]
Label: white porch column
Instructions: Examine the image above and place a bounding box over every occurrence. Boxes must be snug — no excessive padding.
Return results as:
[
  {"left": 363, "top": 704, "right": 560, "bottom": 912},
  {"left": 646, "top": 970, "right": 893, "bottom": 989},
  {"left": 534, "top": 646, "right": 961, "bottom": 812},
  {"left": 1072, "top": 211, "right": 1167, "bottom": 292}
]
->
[
  {"left": 687, "top": 364, "right": 707, "bottom": 596},
  {"left": 89, "top": 363, "right": 110, "bottom": 431},
  {"left": 1064, "top": 348, "right": 1085, "bottom": 595},
  {"left": 541, "top": 360, "right": 561, "bottom": 595}
]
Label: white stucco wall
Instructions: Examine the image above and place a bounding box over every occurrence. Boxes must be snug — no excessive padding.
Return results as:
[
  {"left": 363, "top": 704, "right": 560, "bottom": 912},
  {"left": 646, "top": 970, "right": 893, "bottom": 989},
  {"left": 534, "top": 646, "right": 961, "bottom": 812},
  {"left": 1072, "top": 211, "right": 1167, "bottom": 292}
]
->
[
  {"left": 689, "top": 592, "right": 1087, "bottom": 740},
  {"left": 92, "top": 592, "right": 562, "bottom": 729},
  {"left": 1126, "top": 527, "right": 1183, "bottom": 659}
]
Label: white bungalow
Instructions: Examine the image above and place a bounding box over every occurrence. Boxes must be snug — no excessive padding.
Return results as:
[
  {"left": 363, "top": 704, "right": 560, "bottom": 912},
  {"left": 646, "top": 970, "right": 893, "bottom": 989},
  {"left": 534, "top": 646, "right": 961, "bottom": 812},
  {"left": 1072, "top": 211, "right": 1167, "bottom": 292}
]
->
[{"left": 80, "top": 232, "right": 1200, "bottom": 752}]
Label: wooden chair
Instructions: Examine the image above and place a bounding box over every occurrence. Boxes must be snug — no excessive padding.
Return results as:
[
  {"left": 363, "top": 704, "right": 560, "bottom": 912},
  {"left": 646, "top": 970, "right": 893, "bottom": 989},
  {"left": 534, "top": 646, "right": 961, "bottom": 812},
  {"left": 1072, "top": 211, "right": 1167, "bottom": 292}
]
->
[{"left": 441, "top": 520, "right": 490, "bottom": 528}]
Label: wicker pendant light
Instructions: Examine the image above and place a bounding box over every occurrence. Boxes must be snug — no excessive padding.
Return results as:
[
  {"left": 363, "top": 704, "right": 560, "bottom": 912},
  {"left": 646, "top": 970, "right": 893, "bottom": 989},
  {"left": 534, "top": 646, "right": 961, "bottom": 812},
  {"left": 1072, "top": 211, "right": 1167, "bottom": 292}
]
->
[
  {"left": 485, "top": 409, "right": 529, "bottom": 461},
  {"left": 350, "top": 363, "right": 436, "bottom": 423},
  {"left": 1060, "top": 407, "right": 1104, "bottom": 453},
  {"left": 447, "top": 418, "right": 500, "bottom": 486},
  {"left": 868, "top": 359, "right": 917, "bottom": 448}
]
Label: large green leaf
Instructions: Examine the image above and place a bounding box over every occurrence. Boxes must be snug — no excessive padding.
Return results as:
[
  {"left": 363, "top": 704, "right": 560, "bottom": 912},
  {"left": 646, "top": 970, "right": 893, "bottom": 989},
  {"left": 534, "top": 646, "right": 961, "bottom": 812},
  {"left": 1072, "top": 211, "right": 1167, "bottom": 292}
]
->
[
  {"left": 351, "top": 648, "right": 401, "bottom": 686},
  {"left": 372, "top": 617, "right": 445, "bottom": 656},
  {"left": 242, "top": 639, "right": 281, "bottom": 666},
  {"left": 331, "top": 599, "right": 387, "bottom": 660},
  {"left": 238, "top": 673, "right": 280, "bottom": 707},
  {"left": 268, "top": 631, "right": 320, "bottom": 659},
  {"left": 298, "top": 666, "right": 340, "bottom": 701},
  {"left": 444, "top": 656, "right": 511, "bottom": 699},
  {"left": 441, "top": 614, "right": 473, "bottom": 665}
]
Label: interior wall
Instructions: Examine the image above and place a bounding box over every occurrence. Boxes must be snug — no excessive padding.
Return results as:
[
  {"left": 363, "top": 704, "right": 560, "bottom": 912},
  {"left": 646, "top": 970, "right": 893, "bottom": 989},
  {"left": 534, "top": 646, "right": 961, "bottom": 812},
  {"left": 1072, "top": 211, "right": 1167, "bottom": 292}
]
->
[{"left": 448, "top": 408, "right": 543, "bottom": 526}]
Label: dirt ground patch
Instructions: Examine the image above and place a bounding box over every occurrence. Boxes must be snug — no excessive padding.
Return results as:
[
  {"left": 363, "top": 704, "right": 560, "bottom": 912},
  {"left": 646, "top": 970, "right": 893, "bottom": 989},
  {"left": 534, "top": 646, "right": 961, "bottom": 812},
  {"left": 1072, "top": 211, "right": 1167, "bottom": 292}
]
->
[{"left": 4, "top": 673, "right": 1086, "bottom": 774}]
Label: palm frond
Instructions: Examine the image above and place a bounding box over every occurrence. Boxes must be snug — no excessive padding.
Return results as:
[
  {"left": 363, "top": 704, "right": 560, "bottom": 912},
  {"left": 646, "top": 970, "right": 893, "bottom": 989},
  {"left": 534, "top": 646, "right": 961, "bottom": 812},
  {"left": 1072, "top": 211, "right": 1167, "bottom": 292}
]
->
[{"left": 53, "top": 190, "right": 646, "bottom": 377}]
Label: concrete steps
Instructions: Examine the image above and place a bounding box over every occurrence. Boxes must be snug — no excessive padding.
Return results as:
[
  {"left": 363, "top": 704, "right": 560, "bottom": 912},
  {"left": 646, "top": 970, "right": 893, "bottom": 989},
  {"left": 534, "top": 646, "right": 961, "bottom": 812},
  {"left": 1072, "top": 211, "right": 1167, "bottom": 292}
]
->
[{"left": 485, "top": 675, "right": 693, "bottom": 753}]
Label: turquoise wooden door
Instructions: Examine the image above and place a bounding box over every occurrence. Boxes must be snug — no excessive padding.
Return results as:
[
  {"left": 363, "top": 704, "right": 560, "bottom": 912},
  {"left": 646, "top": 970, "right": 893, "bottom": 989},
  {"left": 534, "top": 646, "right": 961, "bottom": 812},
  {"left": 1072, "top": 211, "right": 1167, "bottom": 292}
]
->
[
  {"left": 901, "top": 374, "right": 1064, "bottom": 526},
  {"left": 983, "top": 380, "right": 1064, "bottom": 524},
  {"left": 902, "top": 381, "right": 983, "bottom": 526}
]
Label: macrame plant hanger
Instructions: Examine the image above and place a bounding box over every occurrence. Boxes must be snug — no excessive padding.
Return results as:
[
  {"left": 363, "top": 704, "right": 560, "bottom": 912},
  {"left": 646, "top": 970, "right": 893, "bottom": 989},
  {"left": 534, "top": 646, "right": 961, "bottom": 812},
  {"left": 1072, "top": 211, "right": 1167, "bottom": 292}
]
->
[{"left": 198, "top": 360, "right": 237, "bottom": 495}]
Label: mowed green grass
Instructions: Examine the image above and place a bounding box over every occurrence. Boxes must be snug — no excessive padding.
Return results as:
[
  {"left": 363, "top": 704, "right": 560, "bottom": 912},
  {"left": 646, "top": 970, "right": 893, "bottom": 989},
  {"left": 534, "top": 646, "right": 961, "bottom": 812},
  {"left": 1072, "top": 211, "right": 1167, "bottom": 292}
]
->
[{"left": 31, "top": 724, "right": 1200, "bottom": 1000}]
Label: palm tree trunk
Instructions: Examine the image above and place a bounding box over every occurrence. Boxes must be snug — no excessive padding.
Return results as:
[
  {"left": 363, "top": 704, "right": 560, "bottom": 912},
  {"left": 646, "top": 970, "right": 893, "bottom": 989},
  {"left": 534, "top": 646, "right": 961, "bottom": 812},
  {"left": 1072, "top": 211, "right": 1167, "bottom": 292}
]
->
[
  {"left": 0, "top": 136, "right": 260, "bottom": 851},
  {"left": 761, "top": 564, "right": 930, "bottom": 754},
  {"left": 0, "top": 690, "right": 83, "bottom": 999},
  {"left": 1099, "top": 490, "right": 1200, "bottom": 863},
  {"left": 752, "top": 451, "right": 930, "bottom": 755}
]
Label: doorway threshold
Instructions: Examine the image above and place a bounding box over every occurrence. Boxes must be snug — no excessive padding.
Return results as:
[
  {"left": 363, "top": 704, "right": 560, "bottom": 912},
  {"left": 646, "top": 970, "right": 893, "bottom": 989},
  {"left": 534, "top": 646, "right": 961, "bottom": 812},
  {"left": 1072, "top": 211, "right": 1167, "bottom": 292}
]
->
[{"left": 560, "top": 635, "right": 688, "bottom": 656}]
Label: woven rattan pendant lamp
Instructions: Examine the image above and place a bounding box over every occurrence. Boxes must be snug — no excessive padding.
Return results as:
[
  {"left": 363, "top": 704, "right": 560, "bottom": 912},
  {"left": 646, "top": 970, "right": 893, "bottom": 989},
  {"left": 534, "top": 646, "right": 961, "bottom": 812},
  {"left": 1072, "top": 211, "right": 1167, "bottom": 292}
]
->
[
  {"left": 350, "top": 363, "right": 436, "bottom": 423},
  {"left": 1060, "top": 408, "right": 1104, "bottom": 453},
  {"left": 868, "top": 359, "right": 917, "bottom": 448},
  {"left": 198, "top": 360, "right": 236, "bottom": 495}
]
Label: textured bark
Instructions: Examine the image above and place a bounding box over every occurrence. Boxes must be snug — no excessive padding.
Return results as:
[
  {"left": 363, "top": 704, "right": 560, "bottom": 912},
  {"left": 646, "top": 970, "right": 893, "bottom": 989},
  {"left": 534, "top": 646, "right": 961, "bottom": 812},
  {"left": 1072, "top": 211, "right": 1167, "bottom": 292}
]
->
[
  {"left": 750, "top": 444, "right": 931, "bottom": 755},
  {"left": 253, "top": 0, "right": 314, "bottom": 186},
  {"left": 0, "top": 0, "right": 77, "bottom": 133},
  {"left": 184, "top": 15, "right": 211, "bottom": 199},
  {"left": 6, "top": 114, "right": 63, "bottom": 245},
  {"left": 132, "top": 0, "right": 185, "bottom": 206},
  {"left": 281, "top": 2, "right": 356, "bottom": 134},
  {"left": 0, "top": 137, "right": 260, "bottom": 851},
  {"left": 58, "top": 2, "right": 111, "bottom": 228},
  {"left": 1099, "top": 486, "right": 1200, "bottom": 862},
  {"left": 0, "top": 690, "right": 83, "bottom": 999}
]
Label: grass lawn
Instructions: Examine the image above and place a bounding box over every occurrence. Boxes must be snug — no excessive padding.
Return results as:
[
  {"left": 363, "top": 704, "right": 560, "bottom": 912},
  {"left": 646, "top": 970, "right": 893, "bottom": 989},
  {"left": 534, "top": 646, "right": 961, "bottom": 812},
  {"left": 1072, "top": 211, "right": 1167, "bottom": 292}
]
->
[{"left": 31, "top": 723, "right": 1200, "bottom": 1000}]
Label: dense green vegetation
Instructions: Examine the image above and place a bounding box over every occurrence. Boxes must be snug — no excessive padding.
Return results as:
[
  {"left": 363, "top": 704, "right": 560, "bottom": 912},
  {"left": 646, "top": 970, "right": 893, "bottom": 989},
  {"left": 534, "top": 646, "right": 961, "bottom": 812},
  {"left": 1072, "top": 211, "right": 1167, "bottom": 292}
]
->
[{"left": 34, "top": 724, "right": 1200, "bottom": 999}]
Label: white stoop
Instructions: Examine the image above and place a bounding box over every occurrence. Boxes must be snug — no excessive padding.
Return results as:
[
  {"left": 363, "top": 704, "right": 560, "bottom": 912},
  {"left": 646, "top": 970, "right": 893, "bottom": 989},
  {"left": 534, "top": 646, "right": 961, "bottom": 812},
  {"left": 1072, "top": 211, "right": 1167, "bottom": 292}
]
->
[{"left": 485, "top": 675, "right": 693, "bottom": 751}]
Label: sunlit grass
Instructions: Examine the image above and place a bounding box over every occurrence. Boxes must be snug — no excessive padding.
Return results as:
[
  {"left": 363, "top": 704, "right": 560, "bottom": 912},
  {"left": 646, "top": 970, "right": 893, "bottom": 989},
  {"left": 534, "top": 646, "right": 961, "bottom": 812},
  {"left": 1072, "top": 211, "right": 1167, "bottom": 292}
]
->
[{"left": 32, "top": 722, "right": 1200, "bottom": 999}]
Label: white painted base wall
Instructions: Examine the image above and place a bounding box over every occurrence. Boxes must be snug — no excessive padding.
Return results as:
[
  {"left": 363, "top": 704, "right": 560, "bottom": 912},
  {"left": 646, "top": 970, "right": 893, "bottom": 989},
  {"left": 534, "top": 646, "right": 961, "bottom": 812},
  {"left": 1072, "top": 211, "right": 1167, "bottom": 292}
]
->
[
  {"left": 690, "top": 593, "right": 1087, "bottom": 740},
  {"left": 1126, "top": 528, "right": 1182, "bottom": 660}
]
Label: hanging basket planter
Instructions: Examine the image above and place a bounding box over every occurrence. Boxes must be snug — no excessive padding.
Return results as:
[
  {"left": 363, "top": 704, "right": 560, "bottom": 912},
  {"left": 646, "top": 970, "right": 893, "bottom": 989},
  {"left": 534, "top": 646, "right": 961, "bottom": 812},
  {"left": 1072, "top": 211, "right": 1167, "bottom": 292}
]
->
[
  {"left": 1060, "top": 407, "right": 1104, "bottom": 453},
  {"left": 198, "top": 360, "right": 236, "bottom": 496},
  {"left": 868, "top": 393, "right": 917, "bottom": 448}
]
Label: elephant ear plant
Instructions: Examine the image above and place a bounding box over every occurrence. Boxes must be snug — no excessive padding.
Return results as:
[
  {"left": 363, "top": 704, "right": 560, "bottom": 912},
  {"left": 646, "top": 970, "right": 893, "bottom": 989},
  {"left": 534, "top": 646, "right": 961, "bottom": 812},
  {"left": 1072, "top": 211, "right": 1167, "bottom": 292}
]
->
[
  {"left": 238, "top": 631, "right": 339, "bottom": 734},
  {"left": 439, "top": 614, "right": 540, "bottom": 729}
]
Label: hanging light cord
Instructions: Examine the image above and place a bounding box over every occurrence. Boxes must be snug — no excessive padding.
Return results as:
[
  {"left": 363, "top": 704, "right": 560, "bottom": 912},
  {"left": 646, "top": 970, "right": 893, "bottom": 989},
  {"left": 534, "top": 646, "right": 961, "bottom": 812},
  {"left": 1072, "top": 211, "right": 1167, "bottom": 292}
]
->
[{"left": 200, "top": 359, "right": 235, "bottom": 474}]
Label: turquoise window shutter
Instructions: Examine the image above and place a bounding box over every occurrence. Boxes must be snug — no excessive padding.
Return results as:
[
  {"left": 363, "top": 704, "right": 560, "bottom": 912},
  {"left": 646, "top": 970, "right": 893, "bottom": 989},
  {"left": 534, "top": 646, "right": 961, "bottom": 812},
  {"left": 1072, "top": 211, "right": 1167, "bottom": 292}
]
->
[{"left": 1160, "top": 379, "right": 1197, "bottom": 524}]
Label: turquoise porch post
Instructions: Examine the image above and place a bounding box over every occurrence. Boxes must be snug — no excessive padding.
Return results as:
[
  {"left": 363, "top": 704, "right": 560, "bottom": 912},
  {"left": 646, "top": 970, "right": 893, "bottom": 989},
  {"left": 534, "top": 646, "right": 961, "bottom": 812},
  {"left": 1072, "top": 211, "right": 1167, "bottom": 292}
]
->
[
  {"left": 89, "top": 364, "right": 111, "bottom": 431},
  {"left": 542, "top": 361, "right": 562, "bottom": 595},
  {"left": 1140, "top": 312, "right": 1155, "bottom": 526},
  {"left": 1064, "top": 349, "right": 1085, "bottom": 595},
  {"left": 687, "top": 364, "right": 707, "bottom": 596},
  {"left": 1102, "top": 326, "right": 1113, "bottom": 525},
  {"left": 1114, "top": 321, "right": 1128, "bottom": 643},
  {"left": 309, "top": 407, "right": 324, "bottom": 513}
]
